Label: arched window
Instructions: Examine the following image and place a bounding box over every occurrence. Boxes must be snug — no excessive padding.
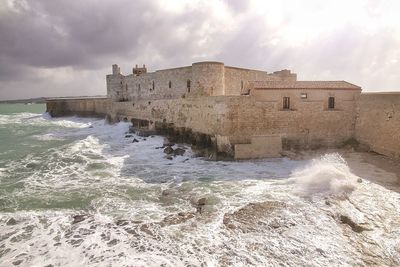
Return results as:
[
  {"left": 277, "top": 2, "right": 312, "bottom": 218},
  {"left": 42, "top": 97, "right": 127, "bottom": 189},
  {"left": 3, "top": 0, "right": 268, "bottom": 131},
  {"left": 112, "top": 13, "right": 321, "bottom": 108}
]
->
[
  {"left": 168, "top": 81, "right": 172, "bottom": 89},
  {"left": 187, "top": 80, "right": 191, "bottom": 93}
]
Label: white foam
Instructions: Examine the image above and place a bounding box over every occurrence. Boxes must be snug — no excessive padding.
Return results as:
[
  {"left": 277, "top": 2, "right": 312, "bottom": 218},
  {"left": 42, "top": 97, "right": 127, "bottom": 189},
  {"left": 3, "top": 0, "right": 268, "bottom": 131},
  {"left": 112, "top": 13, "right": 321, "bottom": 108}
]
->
[{"left": 289, "top": 153, "right": 359, "bottom": 198}]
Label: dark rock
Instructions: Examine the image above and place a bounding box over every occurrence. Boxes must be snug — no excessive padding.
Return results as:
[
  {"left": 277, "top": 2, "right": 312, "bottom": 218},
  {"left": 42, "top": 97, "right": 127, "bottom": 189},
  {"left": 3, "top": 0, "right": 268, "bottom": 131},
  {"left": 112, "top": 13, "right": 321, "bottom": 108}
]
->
[
  {"left": 155, "top": 146, "right": 164, "bottom": 149},
  {"left": 128, "top": 126, "right": 135, "bottom": 133},
  {"left": 88, "top": 125, "right": 94, "bottom": 129},
  {"left": 116, "top": 220, "right": 129, "bottom": 226},
  {"left": 72, "top": 215, "right": 87, "bottom": 224},
  {"left": 160, "top": 212, "right": 195, "bottom": 226},
  {"left": 125, "top": 134, "right": 133, "bottom": 138},
  {"left": 166, "top": 156, "right": 173, "bottom": 160},
  {"left": 6, "top": 217, "right": 17, "bottom": 225},
  {"left": 197, "top": 197, "right": 207, "bottom": 206},
  {"left": 12, "top": 259, "right": 23, "bottom": 266},
  {"left": 173, "top": 147, "right": 186, "bottom": 156},
  {"left": 132, "top": 138, "right": 139, "bottom": 143},
  {"left": 163, "top": 141, "right": 175, "bottom": 147},
  {"left": 163, "top": 146, "right": 174, "bottom": 154},
  {"left": 196, "top": 197, "right": 207, "bottom": 214},
  {"left": 357, "top": 178, "right": 363, "bottom": 183},
  {"left": 143, "top": 138, "right": 147, "bottom": 141},
  {"left": 339, "top": 215, "right": 368, "bottom": 233}
]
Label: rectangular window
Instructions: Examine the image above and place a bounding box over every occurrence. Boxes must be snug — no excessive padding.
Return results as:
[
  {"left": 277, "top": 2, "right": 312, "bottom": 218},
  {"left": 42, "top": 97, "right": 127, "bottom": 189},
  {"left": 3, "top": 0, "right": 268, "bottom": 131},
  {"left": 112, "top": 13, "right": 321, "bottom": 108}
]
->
[
  {"left": 328, "top": 97, "right": 335, "bottom": 109},
  {"left": 283, "top": 97, "right": 290, "bottom": 110},
  {"left": 300, "top": 93, "right": 307, "bottom": 99}
]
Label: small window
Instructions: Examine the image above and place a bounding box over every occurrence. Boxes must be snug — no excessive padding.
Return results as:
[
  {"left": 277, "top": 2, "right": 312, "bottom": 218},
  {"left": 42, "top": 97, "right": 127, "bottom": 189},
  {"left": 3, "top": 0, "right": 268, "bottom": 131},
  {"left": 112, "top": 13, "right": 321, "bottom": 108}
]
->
[
  {"left": 328, "top": 97, "right": 335, "bottom": 109},
  {"left": 138, "top": 84, "right": 141, "bottom": 91},
  {"left": 283, "top": 97, "right": 290, "bottom": 110},
  {"left": 152, "top": 81, "right": 155, "bottom": 91},
  {"left": 168, "top": 81, "right": 172, "bottom": 89},
  {"left": 300, "top": 93, "right": 307, "bottom": 99},
  {"left": 187, "top": 80, "right": 191, "bottom": 92},
  {"left": 241, "top": 80, "right": 244, "bottom": 90}
]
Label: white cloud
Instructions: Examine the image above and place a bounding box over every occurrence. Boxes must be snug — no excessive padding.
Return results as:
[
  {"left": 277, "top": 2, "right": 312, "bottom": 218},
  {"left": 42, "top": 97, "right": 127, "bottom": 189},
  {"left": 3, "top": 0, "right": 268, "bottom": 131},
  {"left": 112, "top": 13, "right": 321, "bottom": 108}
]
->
[{"left": 0, "top": 0, "right": 399, "bottom": 100}]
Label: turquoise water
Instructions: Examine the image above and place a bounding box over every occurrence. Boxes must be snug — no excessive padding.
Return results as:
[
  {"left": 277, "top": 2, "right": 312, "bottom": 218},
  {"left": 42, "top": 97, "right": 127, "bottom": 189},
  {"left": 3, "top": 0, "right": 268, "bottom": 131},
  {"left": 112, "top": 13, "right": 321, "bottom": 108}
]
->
[{"left": 0, "top": 104, "right": 399, "bottom": 266}]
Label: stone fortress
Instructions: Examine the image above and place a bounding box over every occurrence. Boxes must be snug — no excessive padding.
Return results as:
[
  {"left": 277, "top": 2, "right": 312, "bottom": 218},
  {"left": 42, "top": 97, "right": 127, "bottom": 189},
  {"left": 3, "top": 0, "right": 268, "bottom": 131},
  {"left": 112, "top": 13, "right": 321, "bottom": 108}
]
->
[{"left": 46, "top": 61, "right": 399, "bottom": 160}]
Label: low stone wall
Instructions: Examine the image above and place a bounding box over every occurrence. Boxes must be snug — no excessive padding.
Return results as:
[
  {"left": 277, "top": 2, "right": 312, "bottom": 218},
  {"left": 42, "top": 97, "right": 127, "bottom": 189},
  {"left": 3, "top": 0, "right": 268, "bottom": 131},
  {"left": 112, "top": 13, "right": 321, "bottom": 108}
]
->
[
  {"left": 355, "top": 93, "right": 400, "bottom": 159},
  {"left": 46, "top": 98, "right": 110, "bottom": 117}
]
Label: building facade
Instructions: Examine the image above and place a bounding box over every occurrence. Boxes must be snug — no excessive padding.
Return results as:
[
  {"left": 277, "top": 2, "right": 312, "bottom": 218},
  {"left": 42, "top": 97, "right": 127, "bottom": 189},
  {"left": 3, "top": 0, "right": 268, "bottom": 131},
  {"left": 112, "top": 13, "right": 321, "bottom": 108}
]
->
[{"left": 104, "top": 61, "right": 361, "bottom": 159}]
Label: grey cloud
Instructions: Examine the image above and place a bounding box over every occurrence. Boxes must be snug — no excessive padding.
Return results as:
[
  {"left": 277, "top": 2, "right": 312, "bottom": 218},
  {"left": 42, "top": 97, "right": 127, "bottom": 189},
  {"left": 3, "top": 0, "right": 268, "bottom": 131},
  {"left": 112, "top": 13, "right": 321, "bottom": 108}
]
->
[{"left": 0, "top": 0, "right": 399, "bottom": 100}]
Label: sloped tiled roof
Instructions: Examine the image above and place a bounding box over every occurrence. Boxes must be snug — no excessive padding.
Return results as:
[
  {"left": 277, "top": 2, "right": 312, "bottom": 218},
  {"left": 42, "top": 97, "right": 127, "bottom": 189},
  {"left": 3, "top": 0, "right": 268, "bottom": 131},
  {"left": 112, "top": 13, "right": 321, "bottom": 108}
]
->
[{"left": 252, "top": 81, "right": 361, "bottom": 90}]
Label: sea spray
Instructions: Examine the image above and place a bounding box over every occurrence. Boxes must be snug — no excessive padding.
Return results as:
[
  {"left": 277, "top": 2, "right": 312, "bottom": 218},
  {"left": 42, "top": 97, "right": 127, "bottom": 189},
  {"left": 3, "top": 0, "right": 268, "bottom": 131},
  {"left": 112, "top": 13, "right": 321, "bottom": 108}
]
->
[{"left": 290, "top": 153, "right": 359, "bottom": 198}]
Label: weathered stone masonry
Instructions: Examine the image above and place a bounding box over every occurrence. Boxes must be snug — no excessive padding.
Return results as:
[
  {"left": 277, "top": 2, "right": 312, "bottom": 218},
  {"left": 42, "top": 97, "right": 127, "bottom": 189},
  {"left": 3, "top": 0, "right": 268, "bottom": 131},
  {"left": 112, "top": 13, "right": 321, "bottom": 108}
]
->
[{"left": 46, "top": 61, "right": 400, "bottom": 160}]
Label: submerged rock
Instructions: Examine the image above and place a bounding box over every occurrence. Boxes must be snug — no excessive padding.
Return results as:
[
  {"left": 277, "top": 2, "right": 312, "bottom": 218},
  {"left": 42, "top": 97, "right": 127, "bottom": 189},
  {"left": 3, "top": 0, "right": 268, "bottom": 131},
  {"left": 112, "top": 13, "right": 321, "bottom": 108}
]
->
[
  {"left": 163, "top": 146, "right": 174, "bottom": 154},
  {"left": 160, "top": 212, "right": 196, "bottom": 227},
  {"left": 173, "top": 147, "right": 186, "bottom": 156},
  {"left": 196, "top": 197, "right": 207, "bottom": 214},
  {"left": 72, "top": 215, "right": 87, "bottom": 224},
  {"left": 6, "top": 217, "right": 17, "bottom": 226},
  {"left": 132, "top": 138, "right": 139, "bottom": 143},
  {"left": 339, "top": 214, "right": 368, "bottom": 233}
]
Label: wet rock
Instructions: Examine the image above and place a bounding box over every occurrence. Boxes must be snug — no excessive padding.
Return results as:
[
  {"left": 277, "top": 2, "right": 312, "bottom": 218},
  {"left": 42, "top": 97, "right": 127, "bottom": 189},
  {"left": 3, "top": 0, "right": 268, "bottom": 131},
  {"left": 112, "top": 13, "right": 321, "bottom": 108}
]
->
[
  {"left": 6, "top": 217, "right": 17, "bottom": 225},
  {"left": 72, "top": 215, "right": 87, "bottom": 224},
  {"left": 163, "top": 146, "right": 174, "bottom": 154},
  {"left": 196, "top": 197, "right": 207, "bottom": 214},
  {"left": 163, "top": 140, "right": 175, "bottom": 147},
  {"left": 137, "top": 129, "right": 156, "bottom": 137},
  {"left": 128, "top": 126, "right": 135, "bottom": 133},
  {"left": 132, "top": 138, "right": 139, "bottom": 143},
  {"left": 116, "top": 220, "right": 130, "bottom": 226},
  {"left": 223, "top": 201, "right": 286, "bottom": 231},
  {"left": 88, "top": 125, "right": 94, "bottom": 129},
  {"left": 107, "top": 239, "right": 119, "bottom": 247},
  {"left": 125, "top": 134, "right": 133, "bottom": 138},
  {"left": 160, "top": 212, "right": 196, "bottom": 226},
  {"left": 12, "top": 259, "right": 23, "bottom": 266},
  {"left": 339, "top": 214, "right": 368, "bottom": 233},
  {"left": 357, "top": 178, "right": 363, "bottom": 183},
  {"left": 173, "top": 147, "right": 186, "bottom": 156},
  {"left": 166, "top": 156, "right": 173, "bottom": 160}
]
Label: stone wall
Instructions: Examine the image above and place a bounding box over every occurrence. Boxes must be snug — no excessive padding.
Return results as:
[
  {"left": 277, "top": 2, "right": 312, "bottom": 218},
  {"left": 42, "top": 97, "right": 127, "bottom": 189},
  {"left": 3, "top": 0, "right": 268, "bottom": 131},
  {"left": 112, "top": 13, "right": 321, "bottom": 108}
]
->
[
  {"left": 107, "top": 62, "right": 298, "bottom": 101},
  {"left": 355, "top": 93, "right": 400, "bottom": 159},
  {"left": 224, "top": 67, "right": 296, "bottom": 95},
  {"left": 46, "top": 98, "right": 110, "bottom": 117},
  {"left": 108, "top": 88, "right": 359, "bottom": 156}
]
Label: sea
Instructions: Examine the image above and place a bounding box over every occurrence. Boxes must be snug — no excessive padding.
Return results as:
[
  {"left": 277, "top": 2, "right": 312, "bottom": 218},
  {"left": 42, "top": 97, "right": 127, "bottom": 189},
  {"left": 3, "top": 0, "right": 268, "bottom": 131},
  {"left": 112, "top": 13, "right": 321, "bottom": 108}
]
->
[{"left": 0, "top": 103, "right": 399, "bottom": 266}]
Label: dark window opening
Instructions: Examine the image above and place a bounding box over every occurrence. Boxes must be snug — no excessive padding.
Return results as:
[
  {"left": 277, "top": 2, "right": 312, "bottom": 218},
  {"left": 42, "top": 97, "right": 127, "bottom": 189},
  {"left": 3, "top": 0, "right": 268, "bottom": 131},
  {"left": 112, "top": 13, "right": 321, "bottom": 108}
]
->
[
  {"left": 138, "top": 84, "right": 141, "bottom": 90},
  {"left": 187, "top": 80, "right": 191, "bottom": 92},
  {"left": 168, "top": 81, "right": 172, "bottom": 89},
  {"left": 241, "top": 80, "right": 244, "bottom": 90},
  {"left": 283, "top": 97, "right": 290, "bottom": 110},
  {"left": 152, "top": 81, "right": 155, "bottom": 91},
  {"left": 328, "top": 97, "right": 335, "bottom": 109}
]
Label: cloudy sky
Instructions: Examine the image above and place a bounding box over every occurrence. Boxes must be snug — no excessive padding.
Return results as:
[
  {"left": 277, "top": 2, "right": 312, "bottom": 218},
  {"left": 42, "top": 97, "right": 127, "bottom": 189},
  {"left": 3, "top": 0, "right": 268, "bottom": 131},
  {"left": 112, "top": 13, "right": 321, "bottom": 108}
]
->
[{"left": 0, "top": 0, "right": 399, "bottom": 100}]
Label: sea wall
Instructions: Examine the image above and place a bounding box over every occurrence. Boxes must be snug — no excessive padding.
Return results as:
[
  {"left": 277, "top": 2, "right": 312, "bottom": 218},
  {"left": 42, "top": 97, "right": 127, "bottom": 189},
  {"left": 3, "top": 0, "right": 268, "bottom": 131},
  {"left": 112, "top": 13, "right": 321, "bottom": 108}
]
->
[
  {"left": 46, "top": 98, "right": 110, "bottom": 117},
  {"left": 109, "top": 91, "right": 358, "bottom": 156},
  {"left": 355, "top": 93, "right": 400, "bottom": 159}
]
